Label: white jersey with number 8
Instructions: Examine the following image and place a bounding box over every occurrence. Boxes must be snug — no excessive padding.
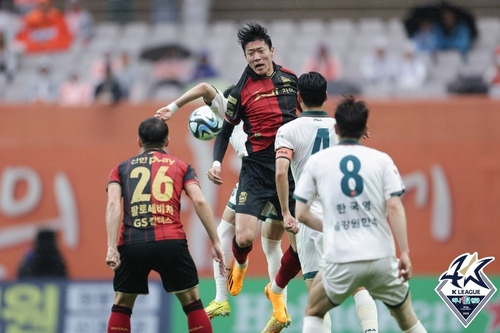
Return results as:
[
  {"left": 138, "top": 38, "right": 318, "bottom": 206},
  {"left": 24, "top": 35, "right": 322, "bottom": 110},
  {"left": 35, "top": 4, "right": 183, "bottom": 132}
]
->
[{"left": 294, "top": 142, "right": 406, "bottom": 263}]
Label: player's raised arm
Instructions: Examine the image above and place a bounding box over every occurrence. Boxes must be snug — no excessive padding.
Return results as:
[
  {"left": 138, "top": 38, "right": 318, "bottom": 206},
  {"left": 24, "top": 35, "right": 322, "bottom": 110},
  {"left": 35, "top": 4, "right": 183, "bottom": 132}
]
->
[{"left": 155, "top": 82, "right": 217, "bottom": 121}]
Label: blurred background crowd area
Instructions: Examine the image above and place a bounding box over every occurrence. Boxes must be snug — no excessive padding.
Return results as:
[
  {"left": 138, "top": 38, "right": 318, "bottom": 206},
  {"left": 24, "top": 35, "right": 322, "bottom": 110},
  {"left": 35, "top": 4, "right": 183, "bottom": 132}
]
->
[{"left": 1, "top": 0, "right": 500, "bottom": 106}]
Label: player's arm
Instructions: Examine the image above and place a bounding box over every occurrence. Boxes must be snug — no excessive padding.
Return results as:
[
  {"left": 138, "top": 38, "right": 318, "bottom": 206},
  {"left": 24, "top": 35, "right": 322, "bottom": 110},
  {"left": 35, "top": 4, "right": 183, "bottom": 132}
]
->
[
  {"left": 386, "top": 195, "right": 412, "bottom": 281},
  {"left": 105, "top": 183, "right": 122, "bottom": 271},
  {"left": 184, "top": 182, "right": 225, "bottom": 275},
  {"left": 207, "top": 119, "right": 234, "bottom": 185},
  {"left": 275, "top": 147, "right": 297, "bottom": 232},
  {"left": 155, "top": 82, "right": 217, "bottom": 121},
  {"left": 294, "top": 200, "right": 323, "bottom": 232}
]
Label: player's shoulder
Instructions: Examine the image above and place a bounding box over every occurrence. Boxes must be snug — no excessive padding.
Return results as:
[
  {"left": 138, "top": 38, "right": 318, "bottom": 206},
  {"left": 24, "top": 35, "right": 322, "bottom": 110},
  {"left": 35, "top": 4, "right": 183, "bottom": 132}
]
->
[
  {"left": 276, "top": 64, "right": 296, "bottom": 77},
  {"left": 277, "top": 116, "right": 304, "bottom": 133}
]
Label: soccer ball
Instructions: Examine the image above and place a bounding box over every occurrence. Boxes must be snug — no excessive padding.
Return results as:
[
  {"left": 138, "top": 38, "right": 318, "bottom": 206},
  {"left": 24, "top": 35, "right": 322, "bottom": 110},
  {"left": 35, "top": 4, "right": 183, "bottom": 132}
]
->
[{"left": 188, "top": 106, "right": 223, "bottom": 141}]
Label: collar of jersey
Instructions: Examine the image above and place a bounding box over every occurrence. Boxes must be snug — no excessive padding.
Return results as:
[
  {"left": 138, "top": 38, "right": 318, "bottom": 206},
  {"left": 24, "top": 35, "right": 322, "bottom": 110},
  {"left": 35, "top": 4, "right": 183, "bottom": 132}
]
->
[
  {"left": 246, "top": 62, "right": 280, "bottom": 79},
  {"left": 338, "top": 139, "right": 361, "bottom": 145},
  {"left": 300, "top": 110, "right": 329, "bottom": 117},
  {"left": 145, "top": 148, "right": 166, "bottom": 153}
]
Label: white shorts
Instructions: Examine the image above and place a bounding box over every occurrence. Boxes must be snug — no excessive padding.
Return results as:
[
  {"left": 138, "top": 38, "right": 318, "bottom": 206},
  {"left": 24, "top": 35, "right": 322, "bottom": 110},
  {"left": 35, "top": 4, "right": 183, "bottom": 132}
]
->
[
  {"left": 321, "top": 256, "right": 409, "bottom": 307},
  {"left": 296, "top": 222, "right": 323, "bottom": 278},
  {"left": 227, "top": 183, "right": 281, "bottom": 225}
]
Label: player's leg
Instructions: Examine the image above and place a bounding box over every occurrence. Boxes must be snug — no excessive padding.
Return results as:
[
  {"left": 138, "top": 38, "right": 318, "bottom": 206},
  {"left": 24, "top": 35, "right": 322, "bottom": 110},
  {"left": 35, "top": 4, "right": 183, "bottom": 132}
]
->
[
  {"left": 205, "top": 184, "right": 238, "bottom": 318},
  {"left": 298, "top": 226, "right": 331, "bottom": 333},
  {"left": 352, "top": 287, "right": 378, "bottom": 333},
  {"left": 260, "top": 201, "right": 285, "bottom": 286},
  {"left": 260, "top": 218, "right": 293, "bottom": 332},
  {"left": 304, "top": 279, "right": 331, "bottom": 333},
  {"left": 228, "top": 212, "right": 260, "bottom": 296},
  {"left": 176, "top": 286, "right": 213, "bottom": 333},
  {"left": 302, "top": 271, "right": 335, "bottom": 333},
  {"left": 107, "top": 293, "right": 137, "bottom": 333},
  {"left": 261, "top": 219, "right": 285, "bottom": 284},
  {"left": 229, "top": 153, "right": 276, "bottom": 296},
  {"left": 157, "top": 240, "right": 213, "bottom": 333},
  {"left": 107, "top": 243, "right": 148, "bottom": 333},
  {"left": 370, "top": 257, "right": 426, "bottom": 333},
  {"left": 389, "top": 293, "right": 427, "bottom": 333},
  {"left": 265, "top": 230, "right": 301, "bottom": 324}
]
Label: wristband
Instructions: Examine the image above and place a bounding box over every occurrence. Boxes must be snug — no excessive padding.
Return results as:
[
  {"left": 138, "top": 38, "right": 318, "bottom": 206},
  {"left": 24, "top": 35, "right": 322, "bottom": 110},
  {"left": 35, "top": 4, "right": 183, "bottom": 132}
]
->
[
  {"left": 167, "top": 102, "right": 179, "bottom": 114},
  {"left": 212, "top": 161, "right": 221, "bottom": 169}
]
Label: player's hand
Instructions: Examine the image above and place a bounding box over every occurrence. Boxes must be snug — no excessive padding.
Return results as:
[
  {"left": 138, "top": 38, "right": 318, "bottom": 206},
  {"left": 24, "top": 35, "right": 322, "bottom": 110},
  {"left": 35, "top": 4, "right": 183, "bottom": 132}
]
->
[
  {"left": 207, "top": 166, "right": 223, "bottom": 185},
  {"left": 105, "top": 247, "right": 121, "bottom": 271},
  {"left": 398, "top": 251, "right": 413, "bottom": 282},
  {"left": 154, "top": 106, "right": 174, "bottom": 121},
  {"left": 283, "top": 213, "right": 299, "bottom": 234},
  {"left": 211, "top": 243, "right": 226, "bottom": 276}
]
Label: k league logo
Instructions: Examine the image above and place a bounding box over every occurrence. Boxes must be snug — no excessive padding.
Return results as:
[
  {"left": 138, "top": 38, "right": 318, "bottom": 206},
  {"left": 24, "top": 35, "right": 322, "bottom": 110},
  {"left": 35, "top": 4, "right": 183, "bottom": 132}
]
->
[{"left": 435, "top": 252, "right": 497, "bottom": 327}]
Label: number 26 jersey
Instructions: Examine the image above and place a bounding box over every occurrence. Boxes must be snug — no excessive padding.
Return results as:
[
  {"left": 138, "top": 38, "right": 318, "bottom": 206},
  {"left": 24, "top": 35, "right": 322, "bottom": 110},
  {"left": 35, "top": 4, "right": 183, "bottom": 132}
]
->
[{"left": 107, "top": 148, "right": 199, "bottom": 245}]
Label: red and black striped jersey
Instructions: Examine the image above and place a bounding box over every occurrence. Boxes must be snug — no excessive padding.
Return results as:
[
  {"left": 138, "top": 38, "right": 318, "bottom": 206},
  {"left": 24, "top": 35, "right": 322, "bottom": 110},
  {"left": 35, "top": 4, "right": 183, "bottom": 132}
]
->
[
  {"left": 225, "top": 63, "right": 298, "bottom": 154},
  {"left": 107, "top": 148, "right": 199, "bottom": 245}
]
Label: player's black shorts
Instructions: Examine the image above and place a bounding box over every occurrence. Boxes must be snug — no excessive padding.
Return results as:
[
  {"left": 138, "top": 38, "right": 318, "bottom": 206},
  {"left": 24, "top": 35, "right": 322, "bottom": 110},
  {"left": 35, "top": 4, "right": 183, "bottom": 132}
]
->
[
  {"left": 236, "top": 145, "right": 295, "bottom": 219},
  {"left": 113, "top": 239, "right": 199, "bottom": 294}
]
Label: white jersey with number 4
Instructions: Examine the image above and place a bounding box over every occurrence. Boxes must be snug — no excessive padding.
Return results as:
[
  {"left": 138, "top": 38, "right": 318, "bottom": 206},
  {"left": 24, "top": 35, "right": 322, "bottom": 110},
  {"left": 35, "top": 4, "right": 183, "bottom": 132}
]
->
[
  {"left": 275, "top": 110, "right": 337, "bottom": 215},
  {"left": 294, "top": 141, "right": 406, "bottom": 263},
  {"left": 209, "top": 88, "right": 247, "bottom": 158}
]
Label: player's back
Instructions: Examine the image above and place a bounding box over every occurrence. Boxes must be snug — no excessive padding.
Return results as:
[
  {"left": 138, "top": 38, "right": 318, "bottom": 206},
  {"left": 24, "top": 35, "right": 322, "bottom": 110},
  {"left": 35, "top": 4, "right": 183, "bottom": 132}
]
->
[
  {"left": 276, "top": 111, "right": 337, "bottom": 180},
  {"left": 302, "top": 143, "right": 404, "bottom": 262},
  {"left": 111, "top": 149, "right": 197, "bottom": 245}
]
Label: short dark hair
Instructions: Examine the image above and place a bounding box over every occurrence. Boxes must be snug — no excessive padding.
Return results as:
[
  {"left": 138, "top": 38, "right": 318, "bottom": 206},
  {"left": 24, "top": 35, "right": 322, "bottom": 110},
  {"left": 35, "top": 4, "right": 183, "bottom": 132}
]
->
[
  {"left": 298, "top": 72, "right": 327, "bottom": 108},
  {"left": 237, "top": 22, "right": 272, "bottom": 52},
  {"left": 138, "top": 117, "right": 168, "bottom": 149},
  {"left": 223, "top": 84, "right": 236, "bottom": 98},
  {"left": 334, "top": 95, "right": 369, "bottom": 139}
]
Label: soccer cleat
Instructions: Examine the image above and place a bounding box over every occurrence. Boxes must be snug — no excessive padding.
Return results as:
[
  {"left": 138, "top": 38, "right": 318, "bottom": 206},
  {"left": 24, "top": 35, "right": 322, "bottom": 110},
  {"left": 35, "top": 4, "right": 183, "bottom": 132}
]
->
[
  {"left": 204, "top": 299, "right": 231, "bottom": 319},
  {"left": 260, "top": 310, "right": 292, "bottom": 333},
  {"left": 264, "top": 282, "right": 288, "bottom": 323},
  {"left": 227, "top": 261, "right": 248, "bottom": 296}
]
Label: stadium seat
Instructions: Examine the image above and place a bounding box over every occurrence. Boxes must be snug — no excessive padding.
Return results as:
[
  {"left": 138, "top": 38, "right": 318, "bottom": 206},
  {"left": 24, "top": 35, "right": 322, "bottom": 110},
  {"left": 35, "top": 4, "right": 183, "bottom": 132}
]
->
[
  {"left": 328, "top": 18, "right": 355, "bottom": 35},
  {"left": 94, "top": 22, "right": 122, "bottom": 40},
  {"left": 357, "top": 17, "right": 386, "bottom": 35},
  {"left": 121, "top": 22, "right": 150, "bottom": 42},
  {"left": 297, "top": 19, "right": 326, "bottom": 35}
]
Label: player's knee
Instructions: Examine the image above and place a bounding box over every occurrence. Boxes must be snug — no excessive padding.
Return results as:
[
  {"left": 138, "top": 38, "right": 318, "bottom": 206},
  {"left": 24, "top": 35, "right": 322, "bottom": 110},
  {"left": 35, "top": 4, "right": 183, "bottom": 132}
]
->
[
  {"left": 389, "top": 295, "right": 419, "bottom": 330},
  {"left": 235, "top": 232, "right": 254, "bottom": 248}
]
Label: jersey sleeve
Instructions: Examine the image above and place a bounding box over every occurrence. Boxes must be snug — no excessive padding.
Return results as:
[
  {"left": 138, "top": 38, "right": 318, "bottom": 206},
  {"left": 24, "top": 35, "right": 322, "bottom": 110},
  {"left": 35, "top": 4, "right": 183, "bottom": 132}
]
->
[
  {"left": 293, "top": 156, "right": 318, "bottom": 205},
  {"left": 208, "top": 88, "right": 227, "bottom": 119},
  {"left": 183, "top": 164, "right": 200, "bottom": 189},
  {"left": 382, "top": 154, "right": 406, "bottom": 199},
  {"left": 275, "top": 124, "right": 295, "bottom": 151},
  {"left": 107, "top": 164, "right": 121, "bottom": 190}
]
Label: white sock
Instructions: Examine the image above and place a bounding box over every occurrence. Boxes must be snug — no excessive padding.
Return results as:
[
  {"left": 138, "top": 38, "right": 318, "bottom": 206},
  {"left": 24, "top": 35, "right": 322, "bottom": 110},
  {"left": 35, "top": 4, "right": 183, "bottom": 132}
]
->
[
  {"left": 271, "top": 280, "right": 284, "bottom": 294},
  {"left": 303, "top": 316, "right": 323, "bottom": 333},
  {"left": 403, "top": 321, "right": 427, "bottom": 333},
  {"left": 261, "top": 237, "right": 282, "bottom": 281},
  {"left": 353, "top": 289, "right": 378, "bottom": 333},
  {"left": 213, "top": 219, "right": 234, "bottom": 302},
  {"left": 262, "top": 237, "right": 288, "bottom": 302},
  {"left": 322, "top": 312, "right": 332, "bottom": 333}
]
